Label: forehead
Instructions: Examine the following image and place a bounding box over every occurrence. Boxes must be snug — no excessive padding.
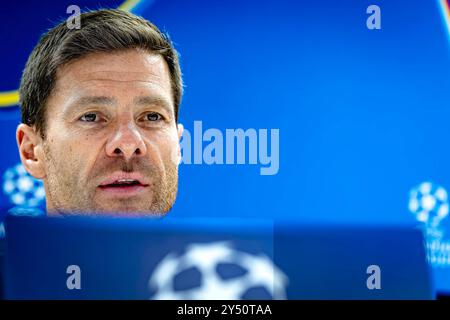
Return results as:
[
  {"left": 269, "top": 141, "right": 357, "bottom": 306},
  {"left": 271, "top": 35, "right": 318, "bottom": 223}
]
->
[{"left": 53, "top": 49, "right": 173, "bottom": 104}]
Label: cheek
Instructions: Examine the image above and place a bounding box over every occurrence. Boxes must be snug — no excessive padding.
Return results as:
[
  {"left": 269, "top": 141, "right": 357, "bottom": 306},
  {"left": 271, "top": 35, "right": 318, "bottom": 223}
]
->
[
  {"left": 169, "top": 142, "right": 181, "bottom": 166},
  {"left": 149, "top": 129, "right": 180, "bottom": 166},
  {"left": 168, "top": 130, "right": 181, "bottom": 166},
  {"left": 46, "top": 135, "right": 99, "bottom": 176}
]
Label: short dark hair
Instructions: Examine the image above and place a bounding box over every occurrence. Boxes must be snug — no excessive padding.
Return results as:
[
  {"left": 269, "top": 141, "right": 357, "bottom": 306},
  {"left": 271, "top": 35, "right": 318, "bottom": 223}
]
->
[{"left": 19, "top": 8, "right": 183, "bottom": 138}]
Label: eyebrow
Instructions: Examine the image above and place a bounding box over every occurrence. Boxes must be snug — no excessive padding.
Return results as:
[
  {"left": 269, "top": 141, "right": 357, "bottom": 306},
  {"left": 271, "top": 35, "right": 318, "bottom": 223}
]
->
[
  {"left": 64, "top": 96, "right": 116, "bottom": 114},
  {"left": 74, "top": 96, "right": 116, "bottom": 106},
  {"left": 64, "top": 95, "right": 174, "bottom": 118},
  {"left": 133, "top": 96, "right": 174, "bottom": 117}
]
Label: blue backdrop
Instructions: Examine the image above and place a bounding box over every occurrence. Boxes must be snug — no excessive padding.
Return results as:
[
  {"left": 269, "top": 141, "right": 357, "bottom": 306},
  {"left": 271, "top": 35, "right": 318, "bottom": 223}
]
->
[{"left": 1, "top": 0, "right": 449, "bottom": 293}]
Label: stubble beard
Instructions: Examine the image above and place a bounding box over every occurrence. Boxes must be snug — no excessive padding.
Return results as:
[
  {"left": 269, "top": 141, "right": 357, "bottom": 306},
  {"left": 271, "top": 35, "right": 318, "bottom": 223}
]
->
[{"left": 43, "top": 143, "right": 179, "bottom": 217}]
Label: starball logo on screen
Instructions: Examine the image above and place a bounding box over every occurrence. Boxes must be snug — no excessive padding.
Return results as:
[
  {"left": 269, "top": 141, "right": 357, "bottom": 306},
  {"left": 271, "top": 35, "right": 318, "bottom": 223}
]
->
[
  {"left": 148, "top": 241, "right": 288, "bottom": 300},
  {"left": 409, "top": 182, "right": 450, "bottom": 267}
]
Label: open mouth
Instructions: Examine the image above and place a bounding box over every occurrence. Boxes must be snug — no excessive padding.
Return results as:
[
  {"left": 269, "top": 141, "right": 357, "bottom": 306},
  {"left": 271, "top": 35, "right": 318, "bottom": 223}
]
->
[
  {"left": 98, "top": 178, "right": 150, "bottom": 196},
  {"left": 98, "top": 173, "right": 150, "bottom": 197},
  {"left": 99, "top": 179, "right": 146, "bottom": 188}
]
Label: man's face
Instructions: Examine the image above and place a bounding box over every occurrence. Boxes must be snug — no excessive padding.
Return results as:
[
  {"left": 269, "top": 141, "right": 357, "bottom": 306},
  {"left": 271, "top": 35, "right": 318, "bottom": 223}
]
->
[{"left": 22, "top": 49, "right": 183, "bottom": 216}]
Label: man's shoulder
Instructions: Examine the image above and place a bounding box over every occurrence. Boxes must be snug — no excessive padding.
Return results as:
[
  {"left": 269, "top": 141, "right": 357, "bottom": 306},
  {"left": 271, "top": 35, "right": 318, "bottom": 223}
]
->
[
  {"left": 0, "top": 231, "right": 5, "bottom": 300},
  {"left": 0, "top": 206, "right": 45, "bottom": 238},
  {"left": 0, "top": 206, "right": 46, "bottom": 300},
  {"left": 7, "top": 206, "right": 46, "bottom": 217},
  {"left": 0, "top": 205, "right": 46, "bottom": 246}
]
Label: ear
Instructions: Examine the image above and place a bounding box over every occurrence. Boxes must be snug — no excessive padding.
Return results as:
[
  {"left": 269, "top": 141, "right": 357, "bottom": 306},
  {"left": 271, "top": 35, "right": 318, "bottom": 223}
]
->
[
  {"left": 177, "top": 123, "right": 184, "bottom": 141},
  {"left": 176, "top": 123, "right": 184, "bottom": 165},
  {"left": 16, "top": 124, "right": 46, "bottom": 179}
]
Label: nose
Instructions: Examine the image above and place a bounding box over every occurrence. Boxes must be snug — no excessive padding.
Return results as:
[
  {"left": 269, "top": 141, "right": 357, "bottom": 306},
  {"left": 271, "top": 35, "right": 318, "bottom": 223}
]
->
[{"left": 105, "top": 121, "right": 147, "bottom": 161}]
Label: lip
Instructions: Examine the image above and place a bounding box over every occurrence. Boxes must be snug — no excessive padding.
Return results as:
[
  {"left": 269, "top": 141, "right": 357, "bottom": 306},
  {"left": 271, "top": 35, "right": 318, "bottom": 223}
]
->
[{"left": 98, "top": 172, "right": 150, "bottom": 197}]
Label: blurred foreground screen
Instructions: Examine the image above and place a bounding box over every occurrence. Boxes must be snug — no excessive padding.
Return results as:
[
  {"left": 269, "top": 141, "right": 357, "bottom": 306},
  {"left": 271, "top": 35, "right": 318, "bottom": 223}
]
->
[{"left": 1, "top": 0, "right": 449, "bottom": 296}]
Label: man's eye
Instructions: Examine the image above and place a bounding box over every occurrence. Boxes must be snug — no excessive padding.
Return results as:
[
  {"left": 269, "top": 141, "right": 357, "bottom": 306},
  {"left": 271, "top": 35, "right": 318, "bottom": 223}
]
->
[
  {"left": 146, "top": 112, "right": 163, "bottom": 121},
  {"left": 80, "top": 113, "right": 98, "bottom": 122}
]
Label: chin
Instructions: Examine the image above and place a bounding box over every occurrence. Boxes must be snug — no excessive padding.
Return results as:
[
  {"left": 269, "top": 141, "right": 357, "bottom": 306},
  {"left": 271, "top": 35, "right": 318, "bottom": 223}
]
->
[
  {"left": 91, "top": 208, "right": 168, "bottom": 217},
  {"left": 50, "top": 207, "right": 168, "bottom": 218}
]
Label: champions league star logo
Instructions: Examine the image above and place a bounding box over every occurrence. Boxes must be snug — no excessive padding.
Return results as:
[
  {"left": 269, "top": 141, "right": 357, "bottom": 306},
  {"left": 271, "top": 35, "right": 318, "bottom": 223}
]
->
[
  {"left": 409, "top": 182, "right": 450, "bottom": 267},
  {"left": 148, "top": 241, "right": 288, "bottom": 300},
  {"left": 2, "top": 163, "right": 45, "bottom": 207},
  {"left": 1, "top": 163, "right": 45, "bottom": 238},
  {"left": 409, "top": 182, "right": 449, "bottom": 238}
]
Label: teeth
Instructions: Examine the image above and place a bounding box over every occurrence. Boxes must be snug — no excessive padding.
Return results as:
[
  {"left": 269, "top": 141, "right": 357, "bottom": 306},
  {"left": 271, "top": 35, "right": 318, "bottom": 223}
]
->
[{"left": 113, "top": 179, "right": 138, "bottom": 185}]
